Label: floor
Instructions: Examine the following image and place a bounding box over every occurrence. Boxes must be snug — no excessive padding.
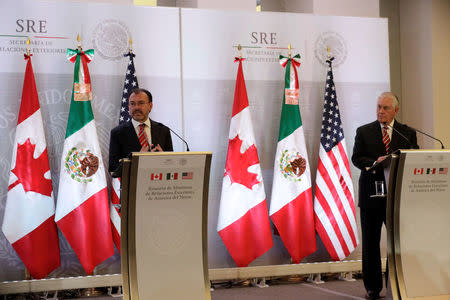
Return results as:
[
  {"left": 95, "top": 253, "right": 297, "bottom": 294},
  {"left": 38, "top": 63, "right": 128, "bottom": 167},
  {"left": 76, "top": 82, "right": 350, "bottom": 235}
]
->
[{"left": 3, "top": 274, "right": 393, "bottom": 299}]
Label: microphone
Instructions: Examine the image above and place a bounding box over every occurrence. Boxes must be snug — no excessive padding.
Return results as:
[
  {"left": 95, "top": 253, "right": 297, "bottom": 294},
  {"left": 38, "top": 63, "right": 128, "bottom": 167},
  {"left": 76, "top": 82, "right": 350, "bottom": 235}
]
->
[
  {"left": 385, "top": 124, "right": 416, "bottom": 149},
  {"left": 167, "top": 126, "right": 190, "bottom": 151},
  {"left": 407, "top": 125, "right": 445, "bottom": 149}
]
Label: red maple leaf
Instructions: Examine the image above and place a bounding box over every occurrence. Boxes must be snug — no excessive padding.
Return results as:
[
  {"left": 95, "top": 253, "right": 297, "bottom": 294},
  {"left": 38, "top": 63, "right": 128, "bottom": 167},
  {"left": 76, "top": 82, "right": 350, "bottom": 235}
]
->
[
  {"left": 224, "top": 134, "right": 260, "bottom": 190},
  {"left": 10, "top": 139, "right": 52, "bottom": 196}
]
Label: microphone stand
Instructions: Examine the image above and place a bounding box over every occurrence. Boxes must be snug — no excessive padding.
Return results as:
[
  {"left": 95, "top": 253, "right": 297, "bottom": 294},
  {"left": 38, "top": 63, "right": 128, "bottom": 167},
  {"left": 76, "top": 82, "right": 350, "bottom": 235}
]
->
[
  {"left": 408, "top": 125, "right": 445, "bottom": 149},
  {"left": 168, "top": 127, "right": 190, "bottom": 151},
  {"left": 386, "top": 124, "right": 417, "bottom": 149}
]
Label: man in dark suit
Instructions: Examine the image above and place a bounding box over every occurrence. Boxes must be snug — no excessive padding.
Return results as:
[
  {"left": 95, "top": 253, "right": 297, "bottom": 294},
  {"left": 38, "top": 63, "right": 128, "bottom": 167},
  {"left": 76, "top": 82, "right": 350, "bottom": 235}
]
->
[
  {"left": 109, "top": 88, "right": 173, "bottom": 174},
  {"left": 352, "top": 92, "right": 418, "bottom": 300}
]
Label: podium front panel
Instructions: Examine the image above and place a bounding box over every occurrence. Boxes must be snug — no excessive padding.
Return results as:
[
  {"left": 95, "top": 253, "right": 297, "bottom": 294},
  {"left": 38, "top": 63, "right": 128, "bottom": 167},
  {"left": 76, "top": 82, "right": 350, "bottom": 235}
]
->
[
  {"left": 125, "top": 152, "right": 211, "bottom": 300},
  {"left": 394, "top": 150, "right": 450, "bottom": 299}
]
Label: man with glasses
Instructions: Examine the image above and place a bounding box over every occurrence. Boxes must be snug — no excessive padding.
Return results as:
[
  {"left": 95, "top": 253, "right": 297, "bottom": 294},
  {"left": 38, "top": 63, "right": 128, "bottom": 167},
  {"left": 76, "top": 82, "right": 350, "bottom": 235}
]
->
[{"left": 108, "top": 88, "right": 173, "bottom": 175}]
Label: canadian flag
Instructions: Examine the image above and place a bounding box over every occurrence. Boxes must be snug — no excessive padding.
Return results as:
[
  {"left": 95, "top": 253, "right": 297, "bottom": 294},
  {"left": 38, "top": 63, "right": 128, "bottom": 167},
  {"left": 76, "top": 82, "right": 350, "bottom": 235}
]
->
[
  {"left": 2, "top": 54, "right": 60, "bottom": 279},
  {"left": 217, "top": 57, "right": 273, "bottom": 267},
  {"left": 151, "top": 173, "right": 163, "bottom": 180}
]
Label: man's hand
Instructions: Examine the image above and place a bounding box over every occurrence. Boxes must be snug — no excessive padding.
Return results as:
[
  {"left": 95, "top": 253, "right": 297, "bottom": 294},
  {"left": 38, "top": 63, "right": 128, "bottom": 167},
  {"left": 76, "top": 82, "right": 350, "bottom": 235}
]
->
[
  {"left": 151, "top": 144, "right": 163, "bottom": 152},
  {"left": 140, "top": 145, "right": 149, "bottom": 152},
  {"left": 376, "top": 155, "right": 388, "bottom": 163}
]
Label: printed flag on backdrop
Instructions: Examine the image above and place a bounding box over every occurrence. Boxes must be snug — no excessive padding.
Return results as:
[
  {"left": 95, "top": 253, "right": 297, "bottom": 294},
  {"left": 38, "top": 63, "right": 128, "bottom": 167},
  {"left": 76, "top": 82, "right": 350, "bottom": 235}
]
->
[
  {"left": 217, "top": 57, "right": 273, "bottom": 267},
  {"left": 313, "top": 57, "right": 358, "bottom": 261},
  {"left": 55, "top": 48, "right": 114, "bottom": 274},
  {"left": 110, "top": 51, "right": 140, "bottom": 253},
  {"left": 269, "top": 54, "right": 316, "bottom": 263},
  {"left": 2, "top": 54, "right": 60, "bottom": 279}
]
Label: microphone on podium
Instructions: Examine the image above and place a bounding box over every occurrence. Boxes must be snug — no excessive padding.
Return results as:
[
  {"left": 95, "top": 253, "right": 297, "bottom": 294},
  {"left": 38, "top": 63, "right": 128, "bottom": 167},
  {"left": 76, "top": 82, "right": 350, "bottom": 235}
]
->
[
  {"left": 385, "top": 123, "right": 416, "bottom": 149},
  {"left": 167, "top": 126, "right": 190, "bottom": 151},
  {"left": 406, "top": 125, "right": 445, "bottom": 149}
]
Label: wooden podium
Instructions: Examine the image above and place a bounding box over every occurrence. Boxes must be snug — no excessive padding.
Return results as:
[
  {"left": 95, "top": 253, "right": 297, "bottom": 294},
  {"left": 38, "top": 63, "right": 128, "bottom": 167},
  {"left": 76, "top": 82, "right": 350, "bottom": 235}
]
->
[
  {"left": 119, "top": 152, "right": 212, "bottom": 300},
  {"left": 383, "top": 150, "right": 450, "bottom": 300}
]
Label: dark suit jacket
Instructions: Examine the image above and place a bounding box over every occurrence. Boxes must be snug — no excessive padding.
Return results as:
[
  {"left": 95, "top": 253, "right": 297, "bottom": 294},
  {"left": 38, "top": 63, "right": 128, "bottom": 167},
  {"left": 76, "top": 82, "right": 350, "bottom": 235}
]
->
[
  {"left": 108, "top": 119, "right": 173, "bottom": 174},
  {"left": 352, "top": 120, "right": 418, "bottom": 209}
]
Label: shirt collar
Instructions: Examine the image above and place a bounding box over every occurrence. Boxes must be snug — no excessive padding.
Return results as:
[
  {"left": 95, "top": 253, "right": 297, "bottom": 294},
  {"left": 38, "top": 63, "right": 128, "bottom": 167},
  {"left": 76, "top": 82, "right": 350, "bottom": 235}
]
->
[
  {"left": 131, "top": 118, "right": 150, "bottom": 129},
  {"left": 379, "top": 119, "right": 395, "bottom": 129}
]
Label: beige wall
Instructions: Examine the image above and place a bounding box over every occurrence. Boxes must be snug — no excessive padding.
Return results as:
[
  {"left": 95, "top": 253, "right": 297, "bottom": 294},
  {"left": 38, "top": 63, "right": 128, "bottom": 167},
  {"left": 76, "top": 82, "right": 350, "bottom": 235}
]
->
[
  {"left": 313, "top": 0, "right": 379, "bottom": 17},
  {"left": 431, "top": 0, "right": 450, "bottom": 149},
  {"left": 399, "top": 0, "right": 434, "bottom": 148},
  {"left": 399, "top": 0, "right": 450, "bottom": 149}
]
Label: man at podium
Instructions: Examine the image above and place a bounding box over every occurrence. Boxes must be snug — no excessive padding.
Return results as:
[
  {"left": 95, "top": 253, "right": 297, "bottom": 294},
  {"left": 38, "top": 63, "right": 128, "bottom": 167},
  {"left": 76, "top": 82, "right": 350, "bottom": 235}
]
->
[
  {"left": 352, "top": 92, "right": 418, "bottom": 300},
  {"left": 108, "top": 88, "right": 173, "bottom": 174}
]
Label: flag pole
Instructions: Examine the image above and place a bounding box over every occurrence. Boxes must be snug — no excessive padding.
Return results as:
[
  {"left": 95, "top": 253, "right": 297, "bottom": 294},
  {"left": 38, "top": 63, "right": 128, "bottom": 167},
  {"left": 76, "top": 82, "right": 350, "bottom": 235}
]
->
[
  {"left": 327, "top": 45, "right": 331, "bottom": 59},
  {"left": 237, "top": 44, "right": 242, "bottom": 59},
  {"left": 75, "top": 34, "right": 103, "bottom": 297},
  {"left": 288, "top": 43, "right": 291, "bottom": 58},
  {"left": 129, "top": 37, "right": 133, "bottom": 54},
  {"left": 24, "top": 37, "right": 32, "bottom": 281},
  {"left": 26, "top": 37, "right": 31, "bottom": 56},
  {"left": 77, "top": 34, "right": 82, "bottom": 50}
]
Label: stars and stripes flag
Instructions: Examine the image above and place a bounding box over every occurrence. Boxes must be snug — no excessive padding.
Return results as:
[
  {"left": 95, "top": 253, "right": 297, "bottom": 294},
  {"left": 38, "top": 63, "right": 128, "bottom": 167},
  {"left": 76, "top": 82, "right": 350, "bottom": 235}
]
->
[
  {"left": 269, "top": 54, "right": 316, "bottom": 263},
  {"left": 313, "top": 57, "right": 358, "bottom": 261},
  {"left": 119, "top": 51, "right": 139, "bottom": 124},
  {"left": 109, "top": 51, "right": 139, "bottom": 253},
  {"left": 55, "top": 48, "right": 114, "bottom": 274},
  {"left": 217, "top": 57, "right": 273, "bottom": 267},
  {"left": 2, "top": 54, "right": 60, "bottom": 279}
]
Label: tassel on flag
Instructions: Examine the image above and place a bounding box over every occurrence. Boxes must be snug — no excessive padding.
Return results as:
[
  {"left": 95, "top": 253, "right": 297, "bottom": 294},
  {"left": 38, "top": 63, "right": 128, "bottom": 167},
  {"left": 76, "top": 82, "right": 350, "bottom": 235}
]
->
[
  {"left": 217, "top": 57, "right": 273, "bottom": 267},
  {"left": 109, "top": 49, "right": 140, "bottom": 253},
  {"left": 55, "top": 45, "right": 114, "bottom": 274},
  {"left": 313, "top": 57, "right": 358, "bottom": 260},
  {"left": 269, "top": 53, "right": 316, "bottom": 263},
  {"left": 2, "top": 53, "right": 60, "bottom": 279}
]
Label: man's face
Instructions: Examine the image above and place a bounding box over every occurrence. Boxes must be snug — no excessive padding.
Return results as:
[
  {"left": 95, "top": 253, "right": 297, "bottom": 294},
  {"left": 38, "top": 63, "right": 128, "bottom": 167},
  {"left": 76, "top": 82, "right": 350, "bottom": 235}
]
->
[
  {"left": 376, "top": 96, "right": 398, "bottom": 124},
  {"left": 128, "top": 92, "right": 152, "bottom": 123}
]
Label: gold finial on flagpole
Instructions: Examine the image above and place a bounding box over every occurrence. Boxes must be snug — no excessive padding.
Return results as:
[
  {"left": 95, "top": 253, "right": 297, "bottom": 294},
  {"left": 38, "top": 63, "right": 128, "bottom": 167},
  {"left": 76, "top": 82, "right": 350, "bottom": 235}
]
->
[
  {"left": 129, "top": 37, "right": 133, "bottom": 53},
  {"left": 327, "top": 45, "right": 331, "bottom": 59},
  {"left": 288, "top": 43, "right": 292, "bottom": 58},
  {"left": 238, "top": 44, "right": 242, "bottom": 59},
  {"left": 77, "top": 34, "right": 82, "bottom": 50},
  {"left": 26, "top": 37, "right": 31, "bottom": 56}
]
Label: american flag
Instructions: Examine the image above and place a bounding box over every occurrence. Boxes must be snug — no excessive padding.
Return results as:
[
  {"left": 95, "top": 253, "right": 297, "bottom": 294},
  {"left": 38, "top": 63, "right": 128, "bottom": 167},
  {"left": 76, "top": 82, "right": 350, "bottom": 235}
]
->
[
  {"left": 110, "top": 50, "right": 139, "bottom": 252},
  {"left": 313, "top": 57, "right": 358, "bottom": 261},
  {"left": 119, "top": 51, "right": 139, "bottom": 124}
]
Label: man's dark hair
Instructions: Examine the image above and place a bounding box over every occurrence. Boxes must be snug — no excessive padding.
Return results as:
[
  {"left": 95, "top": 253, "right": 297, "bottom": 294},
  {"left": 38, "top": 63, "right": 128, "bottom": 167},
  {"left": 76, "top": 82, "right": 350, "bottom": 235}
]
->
[{"left": 130, "top": 88, "right": 153, "bottom": 103}]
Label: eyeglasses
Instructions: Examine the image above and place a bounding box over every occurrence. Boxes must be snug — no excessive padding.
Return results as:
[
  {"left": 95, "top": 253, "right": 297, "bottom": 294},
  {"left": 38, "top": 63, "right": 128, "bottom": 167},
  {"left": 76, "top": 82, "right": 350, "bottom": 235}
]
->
[{"left": 129, "top": 101, "right": 149, "bottom": 107}]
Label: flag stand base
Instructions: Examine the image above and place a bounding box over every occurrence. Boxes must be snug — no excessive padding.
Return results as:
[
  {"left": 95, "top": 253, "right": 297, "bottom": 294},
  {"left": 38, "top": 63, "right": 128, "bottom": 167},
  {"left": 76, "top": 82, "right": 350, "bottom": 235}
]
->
[
  {"left": 80, "top": 288, "right": 103, "bottom": 297},
  {"left": 306, "top": 273, "right": 324, "bottom": 284},
  {"left": 338, "top": 272, "right": 356, "bottom": 282}
]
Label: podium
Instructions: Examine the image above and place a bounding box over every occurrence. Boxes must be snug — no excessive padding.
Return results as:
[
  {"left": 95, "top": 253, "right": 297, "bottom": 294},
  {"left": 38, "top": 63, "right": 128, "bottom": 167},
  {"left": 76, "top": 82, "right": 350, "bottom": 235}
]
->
[
  {"left": 382, "top": 150, "right": 450, "bottom": 300},
  {"left": 119, "top": 152, "right": 212, "bottom": 300}
]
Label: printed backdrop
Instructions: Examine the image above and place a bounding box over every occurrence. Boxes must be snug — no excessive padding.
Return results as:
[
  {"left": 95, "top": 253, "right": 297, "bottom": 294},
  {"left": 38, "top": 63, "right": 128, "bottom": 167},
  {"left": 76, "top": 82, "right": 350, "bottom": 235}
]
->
[{"left": 0, "top": 0, "right": 389, "bottom": 280}]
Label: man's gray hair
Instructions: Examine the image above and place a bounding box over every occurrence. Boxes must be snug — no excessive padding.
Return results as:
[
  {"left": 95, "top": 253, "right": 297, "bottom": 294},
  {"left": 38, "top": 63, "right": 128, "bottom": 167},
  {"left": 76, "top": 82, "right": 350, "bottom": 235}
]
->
[{"left": 379, "top": 92, "right": 399, "bottom": 109}]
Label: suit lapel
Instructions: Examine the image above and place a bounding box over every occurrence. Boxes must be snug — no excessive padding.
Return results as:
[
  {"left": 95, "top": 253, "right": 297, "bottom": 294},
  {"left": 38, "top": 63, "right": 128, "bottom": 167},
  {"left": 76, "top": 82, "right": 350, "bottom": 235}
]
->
[
  {"left": 390, "top": 120, "right": 407, "bottom": 151},
  {"left": 371, "top": 121, "right": 386, "bottom": 154},
  {"left": 126, "top": 122, "right": 141, "bottom": 150}
]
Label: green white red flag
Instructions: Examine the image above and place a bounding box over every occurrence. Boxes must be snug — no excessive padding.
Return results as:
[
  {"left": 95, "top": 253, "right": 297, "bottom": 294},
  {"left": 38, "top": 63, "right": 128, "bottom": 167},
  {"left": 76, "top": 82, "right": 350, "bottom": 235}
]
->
[
  {"left": 55, "top": 48, "right": 114, "bottom": 274},
  {"left": 217, "top": 57, "right": 273, "bottom": 267},
  {"left": 2, "top": 54, "right": 60, "bottom": 279},
  {"left": 269, "top": 54, "right": 316, "bottom": 263}
]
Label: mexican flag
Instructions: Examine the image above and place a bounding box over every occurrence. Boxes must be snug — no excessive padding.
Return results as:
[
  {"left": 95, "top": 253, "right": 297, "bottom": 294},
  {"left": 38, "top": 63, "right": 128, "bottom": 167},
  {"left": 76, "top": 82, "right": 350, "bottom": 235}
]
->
[
  {"left": 269, "top": 54, "right": 316, "bottom": 263},
  {"left": 55, "top": 48, "right": 114, "bottom": 274}
]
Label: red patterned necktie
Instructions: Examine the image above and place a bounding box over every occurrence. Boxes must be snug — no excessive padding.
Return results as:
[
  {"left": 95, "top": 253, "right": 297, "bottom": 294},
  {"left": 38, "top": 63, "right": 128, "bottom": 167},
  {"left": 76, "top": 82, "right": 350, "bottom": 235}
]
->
[
  {"left": 138, "top": 123, "right": 149, "bottom": 149},
  {"left": 382, "top": 125, "right": 391, "bottom": 154}
]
